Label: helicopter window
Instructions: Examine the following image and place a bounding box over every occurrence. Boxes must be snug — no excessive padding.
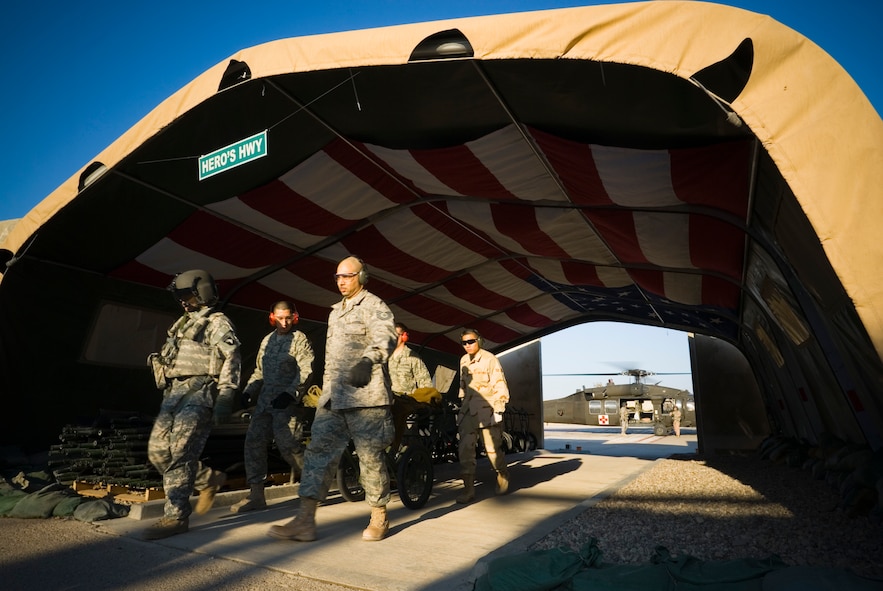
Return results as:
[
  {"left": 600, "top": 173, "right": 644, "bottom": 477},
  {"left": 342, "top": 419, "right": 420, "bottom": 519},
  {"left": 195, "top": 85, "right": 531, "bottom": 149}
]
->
[
  {"left": 588, "top": 400, "right": 602, "bottom": 414},
  {"left": 604, "top": 400, "right": 619, "bottom": 414},
  {"left": 685, "top": 398, "right": 695, "bottom": 412},
  {"left": 662, "top": 399, "right": 675, "bottom": 413}
]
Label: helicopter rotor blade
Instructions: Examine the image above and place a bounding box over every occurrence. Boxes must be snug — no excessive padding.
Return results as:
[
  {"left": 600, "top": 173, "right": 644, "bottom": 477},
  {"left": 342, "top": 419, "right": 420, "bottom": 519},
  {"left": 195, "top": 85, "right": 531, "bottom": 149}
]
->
[
  {"left": 543, "top": 372, "right": 626, "bottom": 376},
  {"left": 604, "top": 361, "right": 640, "bottom": 372},
  {"left": 543, "top": 370, "right": 690, "bottom": 377}
]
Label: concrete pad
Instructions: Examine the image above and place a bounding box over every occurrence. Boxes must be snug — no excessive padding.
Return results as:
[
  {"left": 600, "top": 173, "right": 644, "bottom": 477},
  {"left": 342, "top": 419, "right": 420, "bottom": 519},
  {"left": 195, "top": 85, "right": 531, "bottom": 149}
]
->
[{"left": 97, "top": 427, "right": 697, "bottom": 591}]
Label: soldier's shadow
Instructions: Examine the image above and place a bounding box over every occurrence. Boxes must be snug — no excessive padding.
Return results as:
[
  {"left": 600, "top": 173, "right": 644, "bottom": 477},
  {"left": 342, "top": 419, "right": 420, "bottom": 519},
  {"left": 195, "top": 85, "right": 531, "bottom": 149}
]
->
[
  {"left": 387, "top": 454, "right": 583, "bottom": 536},
  {"left": 497, "top": 454, "right": 583, "bottom": 495}
]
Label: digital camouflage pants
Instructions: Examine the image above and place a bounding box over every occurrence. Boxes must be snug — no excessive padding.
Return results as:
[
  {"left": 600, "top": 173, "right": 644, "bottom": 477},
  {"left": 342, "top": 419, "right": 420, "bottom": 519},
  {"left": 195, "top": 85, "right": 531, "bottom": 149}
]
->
[
  {"left": 243, "top": 410, "right": 305, "bottom": 484},
  {"left": 147, "top": 403, "right": 216, "bottom": 520},
  {"left": 298, "top": 406, "right": 394, "bottom": 507}
]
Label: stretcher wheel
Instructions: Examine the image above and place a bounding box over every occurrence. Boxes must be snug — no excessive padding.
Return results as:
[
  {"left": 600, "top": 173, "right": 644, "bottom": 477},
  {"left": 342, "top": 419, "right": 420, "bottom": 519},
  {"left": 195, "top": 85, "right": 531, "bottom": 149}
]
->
[
  {"left": 337, "top": 446, "right": 365, "bottom": 502},
  {"left": 396, "top": 444, "right": 433, "bottom": 509}
]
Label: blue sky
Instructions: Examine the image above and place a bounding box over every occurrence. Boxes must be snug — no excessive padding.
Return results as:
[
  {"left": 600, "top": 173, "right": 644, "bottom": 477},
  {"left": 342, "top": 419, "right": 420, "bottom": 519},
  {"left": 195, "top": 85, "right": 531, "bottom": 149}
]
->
[
  {"left": 1, "top": 1, "right": 880, "bottom": 397},
  {"left": 1, "top": 0, "right": 880, "bottom": 222}
]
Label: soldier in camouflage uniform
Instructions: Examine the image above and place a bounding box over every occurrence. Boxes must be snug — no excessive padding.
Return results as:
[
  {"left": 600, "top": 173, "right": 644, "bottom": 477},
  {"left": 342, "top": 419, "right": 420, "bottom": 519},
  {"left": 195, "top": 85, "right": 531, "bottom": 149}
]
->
[
  {"left": 269, "top": 256, "right": 397, "bottom": 543},
  {"left": 389, "top": 322, "right": 432, "bottom": 396},
  {"left": 388, "top": 322, "right": 433, "bottom": 451},
  {"left": 143, "top": 270, "right": 242, "bottom": 540},
  {"left": 620, "top": 403, "right": 630, "bottom": 435},
  {"left": 231, "top": 300, "right": 315, "bottom": 513},
  {"left": 457, "top": 328, "right": 510, "bottom": 504}
]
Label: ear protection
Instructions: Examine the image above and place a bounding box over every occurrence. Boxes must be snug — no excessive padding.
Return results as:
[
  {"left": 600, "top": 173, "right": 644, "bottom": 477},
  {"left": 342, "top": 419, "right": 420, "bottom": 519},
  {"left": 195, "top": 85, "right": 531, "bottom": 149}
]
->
[
  {"left": 356, "top": 257, "right": 369, "bottom": 285},
  {"left": 461, "top": 328, "right": 482, "bottom": 347},
  {"left": 269, "top": 304, "right": 299, "bottom": 326}
]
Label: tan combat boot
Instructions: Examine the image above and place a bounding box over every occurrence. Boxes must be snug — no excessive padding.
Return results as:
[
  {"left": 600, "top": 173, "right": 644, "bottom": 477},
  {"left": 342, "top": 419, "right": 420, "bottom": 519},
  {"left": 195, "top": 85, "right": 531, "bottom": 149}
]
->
[
  {"left": 495, "top": 466, "right": 510, "bottom": 495},
  {"left": 231, "top": 483, "right": 267, "bottom": 513},
  {"left": 195, "top": 469, "right": 226, "bottom": 515},
  {"left": 268, "top": 498, "right": 318, "bottom": 541},
  {"left": 142, "top": 516, "right": 189, "bottom": 540},
  {"left": 456, "top": 474, "right": 475, "bottom": 504},
  {"left": 362, "top": 506, "right": 389, "bottom": 541}
]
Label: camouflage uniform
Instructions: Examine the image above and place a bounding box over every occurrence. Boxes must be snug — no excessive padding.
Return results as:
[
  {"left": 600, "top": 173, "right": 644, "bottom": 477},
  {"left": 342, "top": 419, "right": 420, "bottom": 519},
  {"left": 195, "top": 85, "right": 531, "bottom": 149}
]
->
[
  {"left": 299, "top": 289, "right": 396, "bottom": 507},
  {"left": 388, "top": 345, "right": 432, "bottom": 451},
  {"left": 672, "top": 406, "right": 682, "bottom": 436},
  {"left": 241, "top": 329, "right": 314, "bottom": 483},
  {"left": 458, "top": 348, "right": 509, "bottom": 477},
  {"left": 620, "top": 405, "right": 630, "bottom": 435},
  {"left": 147, "top": 307, "right": 241, "bottom": 520},
  {"left": 388, "top": 346, "right": 432, "bottom": 396}
]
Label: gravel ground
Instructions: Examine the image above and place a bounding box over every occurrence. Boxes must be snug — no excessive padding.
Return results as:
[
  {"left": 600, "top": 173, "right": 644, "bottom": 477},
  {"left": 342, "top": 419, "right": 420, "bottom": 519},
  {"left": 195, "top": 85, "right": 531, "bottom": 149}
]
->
[
  {"left": 0, "top": 517, "right": 357, "bottom": 591},
  {"left": 529, "top": 454, "right": 883, "bottom": 579}
]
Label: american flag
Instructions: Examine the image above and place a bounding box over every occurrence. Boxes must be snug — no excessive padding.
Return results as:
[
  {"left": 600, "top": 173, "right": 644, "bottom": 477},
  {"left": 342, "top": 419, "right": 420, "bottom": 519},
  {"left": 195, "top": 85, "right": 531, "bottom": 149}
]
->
[{"left": 111, "top": 125, "right": 749, "bottom": 356}]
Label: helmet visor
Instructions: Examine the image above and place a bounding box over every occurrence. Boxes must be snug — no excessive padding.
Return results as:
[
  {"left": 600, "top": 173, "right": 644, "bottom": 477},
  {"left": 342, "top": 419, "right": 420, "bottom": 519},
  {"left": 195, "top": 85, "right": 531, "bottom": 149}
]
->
[
  {"left": 171, "top": 287, "right": 196, "bottom": 302},
  {"left": 168, "top": 276, "right": 196, "bottom": 302}
]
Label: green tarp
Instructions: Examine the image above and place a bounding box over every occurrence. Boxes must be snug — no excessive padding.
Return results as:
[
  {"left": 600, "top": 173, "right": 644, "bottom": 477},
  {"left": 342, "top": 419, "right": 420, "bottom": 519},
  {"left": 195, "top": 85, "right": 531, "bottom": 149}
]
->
[{"left": 474, "top": 540, "right": 883, "bottom": 591}]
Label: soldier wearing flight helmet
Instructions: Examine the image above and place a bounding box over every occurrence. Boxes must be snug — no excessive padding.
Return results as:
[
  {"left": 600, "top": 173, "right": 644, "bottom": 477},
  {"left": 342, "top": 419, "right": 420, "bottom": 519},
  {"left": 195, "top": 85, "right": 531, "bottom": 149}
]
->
[{"left": 143, "top": 269, "right": 242, "bottom": 540}]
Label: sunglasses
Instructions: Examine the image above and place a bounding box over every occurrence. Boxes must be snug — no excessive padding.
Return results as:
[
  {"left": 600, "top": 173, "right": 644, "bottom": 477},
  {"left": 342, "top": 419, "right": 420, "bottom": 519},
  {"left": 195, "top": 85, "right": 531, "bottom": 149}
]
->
[
  {"left": 461, "top": 339, "right": 478, "bottom": 346},
  {"left": 334, "top": 272, "right": 359, "bottom": 280}
]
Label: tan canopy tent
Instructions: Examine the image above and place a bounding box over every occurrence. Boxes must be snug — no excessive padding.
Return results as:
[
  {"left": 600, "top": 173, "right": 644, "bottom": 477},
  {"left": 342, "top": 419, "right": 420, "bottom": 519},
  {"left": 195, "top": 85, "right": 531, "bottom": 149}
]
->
[{"left": 1, "top": 1, "right": 881, "bottom": 450}]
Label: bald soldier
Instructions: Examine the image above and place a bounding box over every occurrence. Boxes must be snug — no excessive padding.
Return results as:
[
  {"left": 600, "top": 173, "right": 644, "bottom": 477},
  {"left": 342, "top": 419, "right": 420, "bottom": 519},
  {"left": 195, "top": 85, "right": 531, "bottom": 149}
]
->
[{"left": 268, "top": 256, "right": 397, "bottom": 542}]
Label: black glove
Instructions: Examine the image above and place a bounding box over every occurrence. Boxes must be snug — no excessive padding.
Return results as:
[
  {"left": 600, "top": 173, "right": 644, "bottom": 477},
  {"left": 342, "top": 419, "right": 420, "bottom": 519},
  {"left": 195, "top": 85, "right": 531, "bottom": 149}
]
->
[
  {"left": 271, "top": 392, "right": 294, "bottom": 409},
  {"left": 349, "top": 357, "right": 373, "bottom": 388},
  {"left": 240, "top": 389, "right": 253, "bottom": 408},
  {"left": 293, "top": 383, "right": 309, "bottom": 405},
  {"left": 213, "top": 388, "right": 235, "bottom": 425}
]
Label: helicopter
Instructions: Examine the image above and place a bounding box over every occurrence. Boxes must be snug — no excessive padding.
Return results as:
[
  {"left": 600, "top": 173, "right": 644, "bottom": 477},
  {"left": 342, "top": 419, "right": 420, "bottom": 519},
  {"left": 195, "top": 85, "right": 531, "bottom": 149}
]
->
[{"left": 542, "top": 369, "right": 695, "bottom": 436}]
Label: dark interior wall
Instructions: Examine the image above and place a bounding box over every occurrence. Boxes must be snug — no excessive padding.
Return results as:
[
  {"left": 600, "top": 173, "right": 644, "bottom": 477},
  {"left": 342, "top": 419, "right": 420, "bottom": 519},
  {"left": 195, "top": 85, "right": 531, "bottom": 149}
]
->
[
  {"left": 0, "top": 259, "right": 460, "bottom": 452},
  {"left": 0, "top": 260, "right": 302, "bottom": 451},
  {"left": 748, "top": 154, "right": 883, "bottom": 449},
  {"left": 0, "top": 261, "right": 169, "bottom": 451},
  {"left": 690, "top": 333, "right": 771, "bottom": 455}
]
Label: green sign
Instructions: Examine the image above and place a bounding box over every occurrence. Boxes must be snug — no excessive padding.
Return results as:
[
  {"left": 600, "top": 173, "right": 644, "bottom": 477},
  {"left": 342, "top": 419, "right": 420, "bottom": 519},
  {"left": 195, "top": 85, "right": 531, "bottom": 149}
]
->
[{"left": 198, "top": 130, "right": 268, "bottom": 180}]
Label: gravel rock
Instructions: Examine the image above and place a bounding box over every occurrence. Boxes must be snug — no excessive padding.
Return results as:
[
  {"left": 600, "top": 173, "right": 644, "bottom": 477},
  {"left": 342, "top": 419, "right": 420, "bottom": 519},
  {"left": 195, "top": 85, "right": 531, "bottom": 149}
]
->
[{"left": 528, "top": 454, "right": 883, "bottom": 579}]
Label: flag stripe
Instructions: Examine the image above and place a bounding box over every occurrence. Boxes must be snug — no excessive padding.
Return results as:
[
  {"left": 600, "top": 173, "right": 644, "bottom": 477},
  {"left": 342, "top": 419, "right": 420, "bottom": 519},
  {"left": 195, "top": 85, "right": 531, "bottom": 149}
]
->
[{"left": 112, "top": 126, "right": 750, "bottom": 353}]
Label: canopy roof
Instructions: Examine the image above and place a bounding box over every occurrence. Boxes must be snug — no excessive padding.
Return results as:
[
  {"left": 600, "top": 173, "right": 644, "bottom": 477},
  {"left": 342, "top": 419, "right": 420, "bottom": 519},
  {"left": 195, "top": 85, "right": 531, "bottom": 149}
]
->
[{"left": 2, "top": 2, "right": 882, "bottom": 447}]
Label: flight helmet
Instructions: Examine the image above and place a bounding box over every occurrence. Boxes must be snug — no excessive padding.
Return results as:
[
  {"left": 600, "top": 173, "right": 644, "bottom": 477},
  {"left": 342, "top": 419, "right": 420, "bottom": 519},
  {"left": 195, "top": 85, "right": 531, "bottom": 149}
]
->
[{"left": 169, "top": 269, "right": 219, "bottom": 307}]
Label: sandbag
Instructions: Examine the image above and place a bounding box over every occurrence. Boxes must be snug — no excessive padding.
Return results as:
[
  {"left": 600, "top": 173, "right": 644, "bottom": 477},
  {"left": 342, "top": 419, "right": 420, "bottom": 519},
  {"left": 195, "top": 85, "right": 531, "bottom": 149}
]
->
[
  {"left": 474, "top": 543, "right": 792, "bottom": 591},
  {"left": 762, "top": 565, "right": 883, "bottom": 591},
  {"left": 474, "top": 541, "right": 602, "bottom": 591},
  {"left": 52, "top": 494, "right": 86, "bottom": 517},
  {"left": 73, "top": 499, "right": 131, "bottom": 522},
  {"left": 8, "top": 483, "right": 80, "bottom": 519},
  {"left": 0, "top": 488, "right": 28, "bottom": 515}
]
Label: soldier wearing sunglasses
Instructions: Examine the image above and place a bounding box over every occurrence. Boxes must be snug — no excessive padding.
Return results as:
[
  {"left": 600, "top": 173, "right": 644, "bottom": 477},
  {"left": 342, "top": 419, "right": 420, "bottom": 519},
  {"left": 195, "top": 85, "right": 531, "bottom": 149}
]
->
[{"left": 456, "top": 328, "right": 510, "bottom": 503}]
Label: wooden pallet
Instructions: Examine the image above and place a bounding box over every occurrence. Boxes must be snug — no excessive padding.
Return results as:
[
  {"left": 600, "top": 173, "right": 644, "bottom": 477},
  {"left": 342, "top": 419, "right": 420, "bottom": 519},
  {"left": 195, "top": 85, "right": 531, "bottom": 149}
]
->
[
  {"left": 71, "top": 470, "right": 293, "bottom": 504},
  {"left": 72, "top": 481, "right": 165, "bottom": 503}
]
